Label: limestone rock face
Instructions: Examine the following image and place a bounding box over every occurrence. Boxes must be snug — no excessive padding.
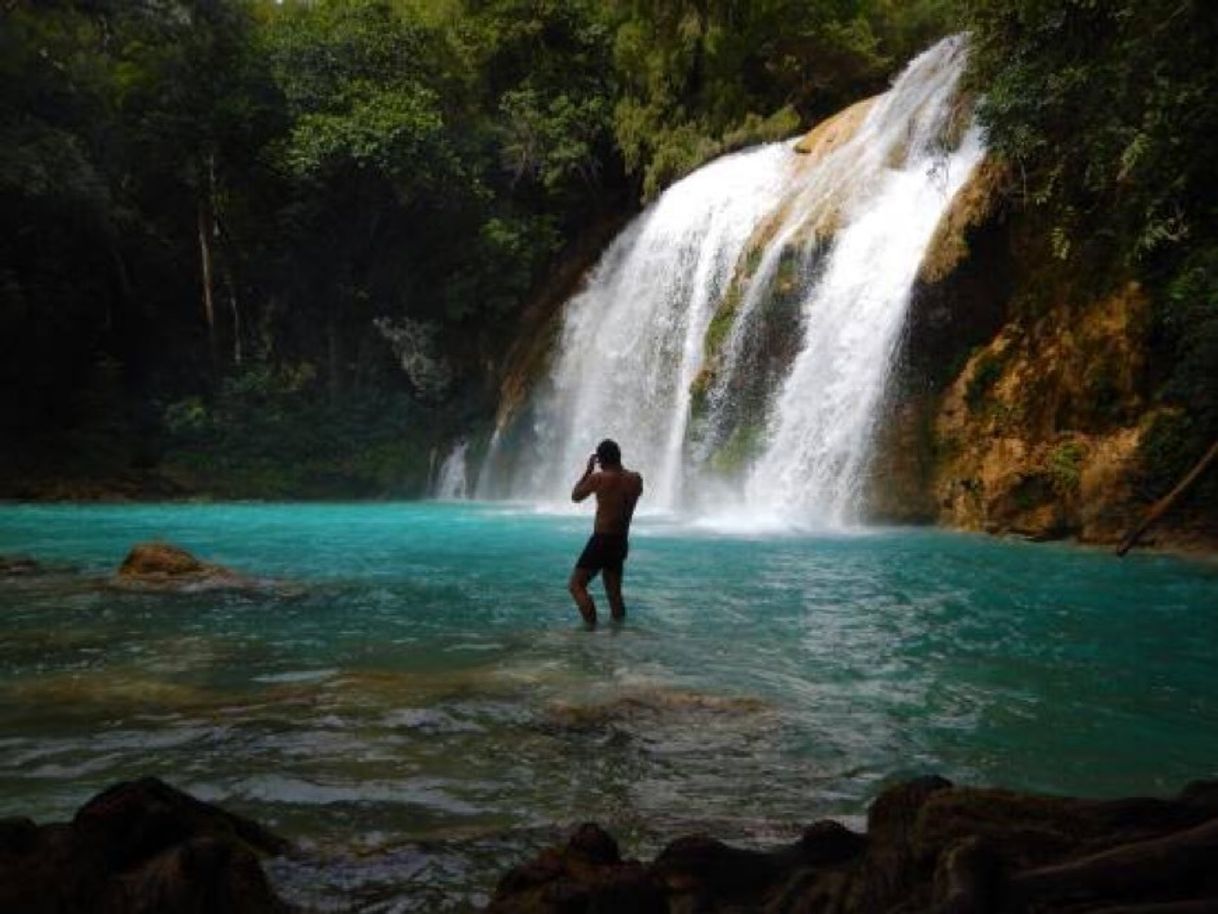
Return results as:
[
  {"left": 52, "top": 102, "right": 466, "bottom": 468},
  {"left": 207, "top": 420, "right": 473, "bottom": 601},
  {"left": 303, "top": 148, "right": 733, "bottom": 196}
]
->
[
  {"left": 792, "top": 97, "right": 877, "bottom": 163},
  {"left": 930, "top": 282, "right": 1151, "bottom": 543},
  {"left": 865, "top": 145, "right": 1206, "bottom": 547},
  {"left": 865, "top": 159, "right": 1015, "bottom": 526},
  {"left": 0, "top": 777, "right": 290, "bottom": 914},
  {"left": 917, "top": 157, "right": 1011, "bottom": 286}
]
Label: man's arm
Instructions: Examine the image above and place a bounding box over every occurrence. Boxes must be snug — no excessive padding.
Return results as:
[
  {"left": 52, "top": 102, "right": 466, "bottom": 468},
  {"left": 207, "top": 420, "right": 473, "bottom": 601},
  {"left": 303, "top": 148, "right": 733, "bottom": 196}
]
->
[{"left": 572, "top": 454, "right": 599, "bottom": 502}]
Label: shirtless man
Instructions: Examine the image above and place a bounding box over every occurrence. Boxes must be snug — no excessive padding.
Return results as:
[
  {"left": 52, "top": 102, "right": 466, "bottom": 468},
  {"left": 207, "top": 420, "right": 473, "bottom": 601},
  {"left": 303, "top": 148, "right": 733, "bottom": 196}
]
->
[{"left": 569, "top": 439, "right": 644, "bottom": 627}]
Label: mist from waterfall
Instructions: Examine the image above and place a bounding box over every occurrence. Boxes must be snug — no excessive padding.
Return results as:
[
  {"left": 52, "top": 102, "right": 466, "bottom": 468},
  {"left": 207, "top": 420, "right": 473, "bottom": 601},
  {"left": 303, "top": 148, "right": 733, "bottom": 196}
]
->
[
  {"left": 434, "top": 441, "right": 469, "bottom": 499},
  {"left": 484, "top": 37, "right": 983, "bottom": 527}
]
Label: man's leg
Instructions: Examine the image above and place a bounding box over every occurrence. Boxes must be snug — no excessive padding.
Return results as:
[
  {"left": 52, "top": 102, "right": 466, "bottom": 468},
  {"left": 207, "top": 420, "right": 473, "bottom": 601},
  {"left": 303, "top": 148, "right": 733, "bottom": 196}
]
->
[
  {"left": 568, "top": 567, "right": 598, "bottom": 626},
  {"left": 602, "top": 568, "right": 626, "bottom": 622}
]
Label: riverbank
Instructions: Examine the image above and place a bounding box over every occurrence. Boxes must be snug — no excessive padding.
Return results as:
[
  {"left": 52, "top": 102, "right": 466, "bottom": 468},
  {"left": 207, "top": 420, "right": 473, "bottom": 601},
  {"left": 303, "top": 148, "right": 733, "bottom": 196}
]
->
[{"left": 0, "top": 456, "right": 428, "bottom": 503}]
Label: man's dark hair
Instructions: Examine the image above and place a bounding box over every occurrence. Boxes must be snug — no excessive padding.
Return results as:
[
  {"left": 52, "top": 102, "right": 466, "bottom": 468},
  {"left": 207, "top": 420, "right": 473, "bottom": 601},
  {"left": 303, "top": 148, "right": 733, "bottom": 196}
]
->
[{"left": 596, "top": 439, "right": 621, "bottom": 467}]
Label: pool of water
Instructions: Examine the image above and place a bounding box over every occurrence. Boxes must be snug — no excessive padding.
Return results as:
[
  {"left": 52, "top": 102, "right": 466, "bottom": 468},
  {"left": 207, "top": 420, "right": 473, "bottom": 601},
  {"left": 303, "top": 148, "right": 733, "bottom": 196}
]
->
[{"left": 1, "top": 501, "right": 1216, "bottom": 910}]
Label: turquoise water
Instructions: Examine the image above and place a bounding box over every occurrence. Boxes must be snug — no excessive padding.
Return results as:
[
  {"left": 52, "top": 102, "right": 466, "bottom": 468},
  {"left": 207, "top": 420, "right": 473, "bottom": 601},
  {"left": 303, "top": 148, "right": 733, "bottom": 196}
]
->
[{"left": 2, "top": 501, "right": 1217, "bottom": 910}]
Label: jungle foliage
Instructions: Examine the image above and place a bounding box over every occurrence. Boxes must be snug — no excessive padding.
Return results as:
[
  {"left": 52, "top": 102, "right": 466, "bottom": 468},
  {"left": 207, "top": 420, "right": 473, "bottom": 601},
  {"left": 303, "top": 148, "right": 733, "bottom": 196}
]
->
[
  {"left": 0, "top": 0, "right": 956, "bottom": 494},
  {"left": 5, "top": 0, "right": 1214, "bottom": 500}
]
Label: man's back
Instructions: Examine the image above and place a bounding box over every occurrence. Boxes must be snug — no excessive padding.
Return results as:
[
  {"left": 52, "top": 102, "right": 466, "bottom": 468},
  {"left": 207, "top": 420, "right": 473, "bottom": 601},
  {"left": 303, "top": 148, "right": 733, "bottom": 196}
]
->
[{"left": 592, "top": 467, "right": 643, "bottom": 535}]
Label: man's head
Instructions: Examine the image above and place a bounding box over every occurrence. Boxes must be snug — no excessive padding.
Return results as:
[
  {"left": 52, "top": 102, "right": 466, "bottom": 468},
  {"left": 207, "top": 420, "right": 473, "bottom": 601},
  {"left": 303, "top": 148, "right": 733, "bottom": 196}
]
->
[{"left": 596, "top": 439, "right": 622, "bottom": 468}]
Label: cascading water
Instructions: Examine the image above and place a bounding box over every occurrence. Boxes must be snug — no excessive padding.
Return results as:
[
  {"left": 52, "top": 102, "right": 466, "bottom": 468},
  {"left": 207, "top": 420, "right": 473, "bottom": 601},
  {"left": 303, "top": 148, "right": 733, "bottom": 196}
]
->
[
  {"left": 486, "top": 36, "right": 983, "bottom": 525},
  {"left": 739, "top": 37, "right": 984, "bottom": 525},
  {"left": 434, "top": 441, "right": 469, "bottom": 499},
  {"left": 497, "top": 143, "right": 799, "bottom": 507}
]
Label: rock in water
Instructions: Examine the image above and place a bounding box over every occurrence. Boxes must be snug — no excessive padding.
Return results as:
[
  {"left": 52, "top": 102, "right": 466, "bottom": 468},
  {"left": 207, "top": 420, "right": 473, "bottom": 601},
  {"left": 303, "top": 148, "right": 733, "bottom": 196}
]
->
[
  {"left": 0, "top": 777, "right": 291, "bottom": 913},
  {"left": 74, "top": 777, "right": 290, "bottom": 865},
  {"left": 114, "top": 542, "right": 248, "bottom": 591}
]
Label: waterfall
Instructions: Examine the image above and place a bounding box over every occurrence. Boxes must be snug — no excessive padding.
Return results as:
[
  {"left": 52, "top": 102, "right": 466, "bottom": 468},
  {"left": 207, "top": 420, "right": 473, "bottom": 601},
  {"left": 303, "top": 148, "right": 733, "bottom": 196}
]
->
[
  {"left": 739, "top": 37, "right": 983, "bottom": 525},
  {"left": 489, "top": 37, "right": 983, "bottom": 526},
  {"left": 434, "top": 441, "right": 469, "bottom": 499},
  {"left": 499, "top": 142, "right": 798, "bottom": 507}
]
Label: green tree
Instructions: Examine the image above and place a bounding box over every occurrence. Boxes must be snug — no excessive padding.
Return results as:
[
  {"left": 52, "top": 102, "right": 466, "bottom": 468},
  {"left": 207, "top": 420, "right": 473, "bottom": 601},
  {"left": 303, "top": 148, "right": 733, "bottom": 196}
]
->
[
  {"left": 603, "top": 0, "right": 960, "bottom": 199},
  {"left": 111, "top": 0, "right": 282, "bottom": 366},
  {"left": 0, "top": 0, "right": 968, "bottom": 496}
]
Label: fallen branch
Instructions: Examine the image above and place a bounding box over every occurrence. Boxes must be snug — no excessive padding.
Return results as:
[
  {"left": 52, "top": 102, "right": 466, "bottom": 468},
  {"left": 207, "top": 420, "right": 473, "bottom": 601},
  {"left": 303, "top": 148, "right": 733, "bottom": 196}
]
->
[
  {"left": 1010, "top": 815, "right": 1218, "bottom": 902},
  {"left": 1085, "top": 901, "right": 1218, "bottom": 914},
  {"left": 1116, "top": 439, "right": 1218, "bottom": 556}
]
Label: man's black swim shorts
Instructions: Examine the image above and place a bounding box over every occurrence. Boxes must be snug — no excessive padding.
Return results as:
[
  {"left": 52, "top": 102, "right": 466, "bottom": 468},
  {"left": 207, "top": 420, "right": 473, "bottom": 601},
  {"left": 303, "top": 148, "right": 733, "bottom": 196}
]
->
[{"left": 575, "top": 533, "right": 629, "bottom": 575}]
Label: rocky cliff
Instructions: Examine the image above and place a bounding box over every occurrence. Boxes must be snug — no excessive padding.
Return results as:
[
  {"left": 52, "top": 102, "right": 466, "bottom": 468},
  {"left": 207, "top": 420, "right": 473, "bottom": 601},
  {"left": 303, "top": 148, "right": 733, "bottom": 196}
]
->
[{"left": 868, "top": 156, "right": 1216, "bottom": 549}]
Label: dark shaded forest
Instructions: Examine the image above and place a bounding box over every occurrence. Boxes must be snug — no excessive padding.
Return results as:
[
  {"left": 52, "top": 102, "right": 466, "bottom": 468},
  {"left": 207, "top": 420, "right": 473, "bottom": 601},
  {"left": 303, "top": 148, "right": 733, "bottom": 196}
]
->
[{"left": 2, "top": 0, "right": 1214, "bottom": 499}]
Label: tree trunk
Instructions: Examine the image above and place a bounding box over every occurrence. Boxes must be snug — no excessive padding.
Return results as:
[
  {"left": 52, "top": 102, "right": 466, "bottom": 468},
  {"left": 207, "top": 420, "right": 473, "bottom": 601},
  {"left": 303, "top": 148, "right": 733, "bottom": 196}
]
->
[
  {"left": 218, "top": 232, "right": 241, "bottom": 366},
  {"left": 213, "top": 207, "right": 243, "bottom": 366},
  {"left": 197, "top": 154, "right": 217, "bottom": 366},
  {"left": 228, "top": 284, "right": 242, "bottom": 365},
  {"left": 1116, "top": 440, "right": 1218, "bottom": 556},
  {"left": 327, "top": 305, "right": 340, "bottom": 407},
  {"left": 197, "top": 199, "right": 215, "bottom": 337}
]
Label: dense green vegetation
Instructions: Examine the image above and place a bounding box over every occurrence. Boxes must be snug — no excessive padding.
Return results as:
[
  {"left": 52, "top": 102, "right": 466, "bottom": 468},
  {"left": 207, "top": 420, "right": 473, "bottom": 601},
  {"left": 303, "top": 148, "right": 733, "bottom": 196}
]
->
[
  {"left": 3, "top": 0, "right": 1214, "bottom": 505},
  {"left": 965, "top": 0, "right": 1218, "bottom": 490},
  {"left": 1, "top": 0, "right": 957, "bottom": 496},
  {"left": 607, "top": 0, "right": 958, "bottom": 199}
]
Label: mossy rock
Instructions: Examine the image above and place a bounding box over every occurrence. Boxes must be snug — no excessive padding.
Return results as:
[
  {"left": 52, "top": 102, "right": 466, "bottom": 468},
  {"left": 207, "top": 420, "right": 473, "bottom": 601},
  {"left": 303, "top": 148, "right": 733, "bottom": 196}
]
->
[{"left": 708, "top": 422, "right": 765, "bottom": 475}]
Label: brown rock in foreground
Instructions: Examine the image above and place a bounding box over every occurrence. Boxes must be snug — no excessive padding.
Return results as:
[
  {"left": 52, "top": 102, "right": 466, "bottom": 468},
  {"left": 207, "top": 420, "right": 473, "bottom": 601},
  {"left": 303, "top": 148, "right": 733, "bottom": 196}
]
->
[
  {"left": 114, "top": 542, "right": 251, "bottom": 590},
  {"left": 486, "top": 776, "right": 1218, "bottom": 913},
  {"left": 489, "top": 823, "right": 664, "bottom": 914},
  {"left": 0, "top": 777, "right": 292, "bottom": 914}
]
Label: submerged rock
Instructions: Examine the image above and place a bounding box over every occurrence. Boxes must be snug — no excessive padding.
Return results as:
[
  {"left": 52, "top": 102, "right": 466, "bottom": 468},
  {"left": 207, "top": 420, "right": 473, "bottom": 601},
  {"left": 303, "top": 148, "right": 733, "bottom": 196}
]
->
[
  {"left": 0, "top": 554, "right": 42, "bottom": 576},
  {"left": 486, "top": 776, "right": 1218, "bottom": 913},
  {"left": 542, "top": 687, "right": 769, "bottom": 732},
  {"left": 113, "top": 542, "right": 253, "bottom": 591},
  {"left": 0, "top": 777, "right": 291, "bottom": 914}
]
